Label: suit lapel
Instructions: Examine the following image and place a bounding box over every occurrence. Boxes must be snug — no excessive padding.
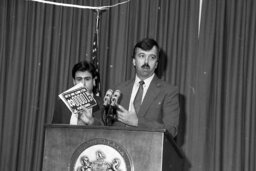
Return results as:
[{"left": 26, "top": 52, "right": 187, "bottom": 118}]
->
[
  {"left": 138, "top": 76, "right": 161, "bottom": 116},
  {"left": 120, "top": 80, "right": 134, "bottom": 109}
]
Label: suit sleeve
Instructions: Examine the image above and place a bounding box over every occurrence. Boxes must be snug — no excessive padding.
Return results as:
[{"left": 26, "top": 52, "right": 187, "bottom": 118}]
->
[
  {"left": 162, "top": 87, "right": 180, "bottom": 136},
  {"left": 92, "top": 109, "right": 104, "bottom": 126},
  {"left": 137, "top": 87, "right": 180, "bottom": 137},
  {"left": 52, "top": 99, "right": 71, "bottom": 124},
  {"left": 91, "top": 97, "right": 104, "bottom": 126}
]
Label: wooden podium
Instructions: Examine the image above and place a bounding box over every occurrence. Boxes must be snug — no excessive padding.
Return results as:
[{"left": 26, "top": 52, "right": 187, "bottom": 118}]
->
[{"left": 42, "top": 125, "right": 184, "bottom": 171}]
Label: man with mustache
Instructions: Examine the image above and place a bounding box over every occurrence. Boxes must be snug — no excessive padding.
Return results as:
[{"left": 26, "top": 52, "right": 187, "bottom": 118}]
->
[{"left": 113, "top": 38, "right": 180, "bottom": 137}]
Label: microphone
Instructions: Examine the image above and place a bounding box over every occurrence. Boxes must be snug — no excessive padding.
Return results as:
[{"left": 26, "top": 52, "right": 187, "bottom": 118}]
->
[
  {"left": 103, "top": 89, "right": 113, "bottom": 106},
  {"left": 105, "top": 90, "right": 121, "bottom": 126},
  {"left": 102, "top": 89, "right": 113, "bottom": 125},
  {"left": 110, "top": 90, "right": 121, "bottom": 107}
]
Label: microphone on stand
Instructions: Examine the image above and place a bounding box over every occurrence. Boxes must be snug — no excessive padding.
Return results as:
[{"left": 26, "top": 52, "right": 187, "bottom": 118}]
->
[
  {"left": 106, "top": 90, "right": 121, "bottom": 126},
  {"left": 110, "top": 90, "right": 121, "bottom": 107},
  {"left": 102, "top": 89, "right": 113, "bottom": 125},
  {"left": 103, "top": 89, "right": 113, "bottom": 106}
]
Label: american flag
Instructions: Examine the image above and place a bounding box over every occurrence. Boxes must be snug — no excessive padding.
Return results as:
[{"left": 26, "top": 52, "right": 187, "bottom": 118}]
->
[{"left": 91, "top": 32, "right": 101, "bottom": 96}]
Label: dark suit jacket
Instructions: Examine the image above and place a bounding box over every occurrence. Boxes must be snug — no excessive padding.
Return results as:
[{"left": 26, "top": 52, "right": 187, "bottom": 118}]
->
[
  {"left": 114, "top": 75, "right": 180, "bottom": 136},
  {"left": 52, "top": 96, "right": 103, "bottom": 125}
]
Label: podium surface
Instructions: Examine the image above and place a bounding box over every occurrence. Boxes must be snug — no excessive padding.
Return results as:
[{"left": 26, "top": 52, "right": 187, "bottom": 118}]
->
[{"left": 42, "top": 124, "right": 183, "bottom": 171}]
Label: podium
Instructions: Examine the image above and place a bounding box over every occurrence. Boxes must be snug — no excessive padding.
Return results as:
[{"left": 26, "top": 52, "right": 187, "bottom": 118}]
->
[{"left": 42, "top": 125, "right": 184, "bottom": 171}]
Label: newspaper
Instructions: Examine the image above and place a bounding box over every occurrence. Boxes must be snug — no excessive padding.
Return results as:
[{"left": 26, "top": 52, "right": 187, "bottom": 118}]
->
[{"left": 58, "top": 83, "right": 97, "bottom": 113}]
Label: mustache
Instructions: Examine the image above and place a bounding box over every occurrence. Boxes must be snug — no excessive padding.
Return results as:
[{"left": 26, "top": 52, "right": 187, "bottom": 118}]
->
[{"left": 141, "top": 63, "right": 150, "bottom": 69}]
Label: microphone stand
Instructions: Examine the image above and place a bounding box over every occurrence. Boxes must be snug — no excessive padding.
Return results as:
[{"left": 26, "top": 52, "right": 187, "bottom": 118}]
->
[
  {"left": 105, "top": 104, "right": 118, "bottom": 126},
  {"left": 92, "top": 8, "right": 108, "bottom": 50}
]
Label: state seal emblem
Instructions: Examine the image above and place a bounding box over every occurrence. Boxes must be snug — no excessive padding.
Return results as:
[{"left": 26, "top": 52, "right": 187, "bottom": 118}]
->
[{"left": 70, "top": 138, "right": 133, "bottom": 171}]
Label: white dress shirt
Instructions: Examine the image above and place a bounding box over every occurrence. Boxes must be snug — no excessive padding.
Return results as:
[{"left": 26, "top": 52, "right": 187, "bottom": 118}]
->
[{"left": 128, "top": 74, "right": 155, "bottom": 112}]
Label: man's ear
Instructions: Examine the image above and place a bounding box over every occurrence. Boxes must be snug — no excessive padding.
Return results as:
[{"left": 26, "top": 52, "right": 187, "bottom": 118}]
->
[
  {"left": 73, "top": 79, "right": 76, "bottom": 85},
  {"left": 155, "top": 61, "right": 158, "bottom": 69},
  {"left": 132, "top": 58, "right": 136, "bottom": 66}
]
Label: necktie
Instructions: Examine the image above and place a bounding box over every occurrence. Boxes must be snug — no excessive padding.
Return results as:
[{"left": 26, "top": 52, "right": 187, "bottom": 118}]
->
[{"left": 133, "top": 80, "right": 145, "bottom": 114}]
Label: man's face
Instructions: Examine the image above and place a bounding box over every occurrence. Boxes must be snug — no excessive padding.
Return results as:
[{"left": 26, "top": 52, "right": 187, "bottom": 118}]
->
[
  {"left": 73, "top": 71, "right": 95, "bottom": 93},
  {"left": 133, "top": 46, "right": 158, "bottom": 80}
]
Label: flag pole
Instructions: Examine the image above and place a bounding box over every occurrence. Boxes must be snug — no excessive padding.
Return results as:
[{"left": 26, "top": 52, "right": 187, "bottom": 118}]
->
[
  {"left": 93, "top": 7, "right": 108, "bottom": 46},
  {"left": 91, "top": 8, "right": 108, "bottom": 96},
  {"left": 95, "top": 9, "right": 100, "bottom": 44}
]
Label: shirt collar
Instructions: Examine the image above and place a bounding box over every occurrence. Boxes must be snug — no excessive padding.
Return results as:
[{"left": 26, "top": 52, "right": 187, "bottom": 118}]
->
[{"left": 135, "top": 73, "right": 155, "bottom": 87}]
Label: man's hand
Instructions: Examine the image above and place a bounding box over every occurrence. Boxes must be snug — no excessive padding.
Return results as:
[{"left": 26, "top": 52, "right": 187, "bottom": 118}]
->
[
  {"left": 116, "top": 104, "right": 138, "bottom": 126},
  {"left": 77, "top": 107, "right": 94, "bottom": 125}
]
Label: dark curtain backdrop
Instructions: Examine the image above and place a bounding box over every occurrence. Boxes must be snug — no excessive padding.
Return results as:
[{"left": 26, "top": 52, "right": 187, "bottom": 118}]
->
[
  {"left": 198, "top": 0, "right": 256, "bottom": 171},
  {"left": 0, "top": 0, "right": 255, "bottom": 171}
]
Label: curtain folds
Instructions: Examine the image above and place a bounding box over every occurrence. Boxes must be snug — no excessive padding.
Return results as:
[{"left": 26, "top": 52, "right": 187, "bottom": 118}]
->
[
  {"left": 0, "top": 0, "right": 255, "bottom": 171},
  {"left": 199, "top": 0, "right": 256, "bottom": 171}
]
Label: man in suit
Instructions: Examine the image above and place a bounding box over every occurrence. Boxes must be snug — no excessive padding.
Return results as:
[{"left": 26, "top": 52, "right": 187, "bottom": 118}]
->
[
  {"left": 114, "top": 38, "right": 180, "bottom": 136},
  {"left": 52, "top": 60, "right": 103, "bottom": 125}
]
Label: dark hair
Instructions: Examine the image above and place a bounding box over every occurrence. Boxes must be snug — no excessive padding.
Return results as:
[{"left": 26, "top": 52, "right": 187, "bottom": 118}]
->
[
  {"left": 72, "top": 60, "right": 97, "bottom": 79},
  {"left": 132, "top": 38, "right": 160, "bottom": 58}
]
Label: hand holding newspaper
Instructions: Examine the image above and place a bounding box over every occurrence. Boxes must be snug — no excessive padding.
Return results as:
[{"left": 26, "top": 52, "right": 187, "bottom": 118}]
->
[{"left": 58, "top": 83, "right": 97, "bottom": 114}]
